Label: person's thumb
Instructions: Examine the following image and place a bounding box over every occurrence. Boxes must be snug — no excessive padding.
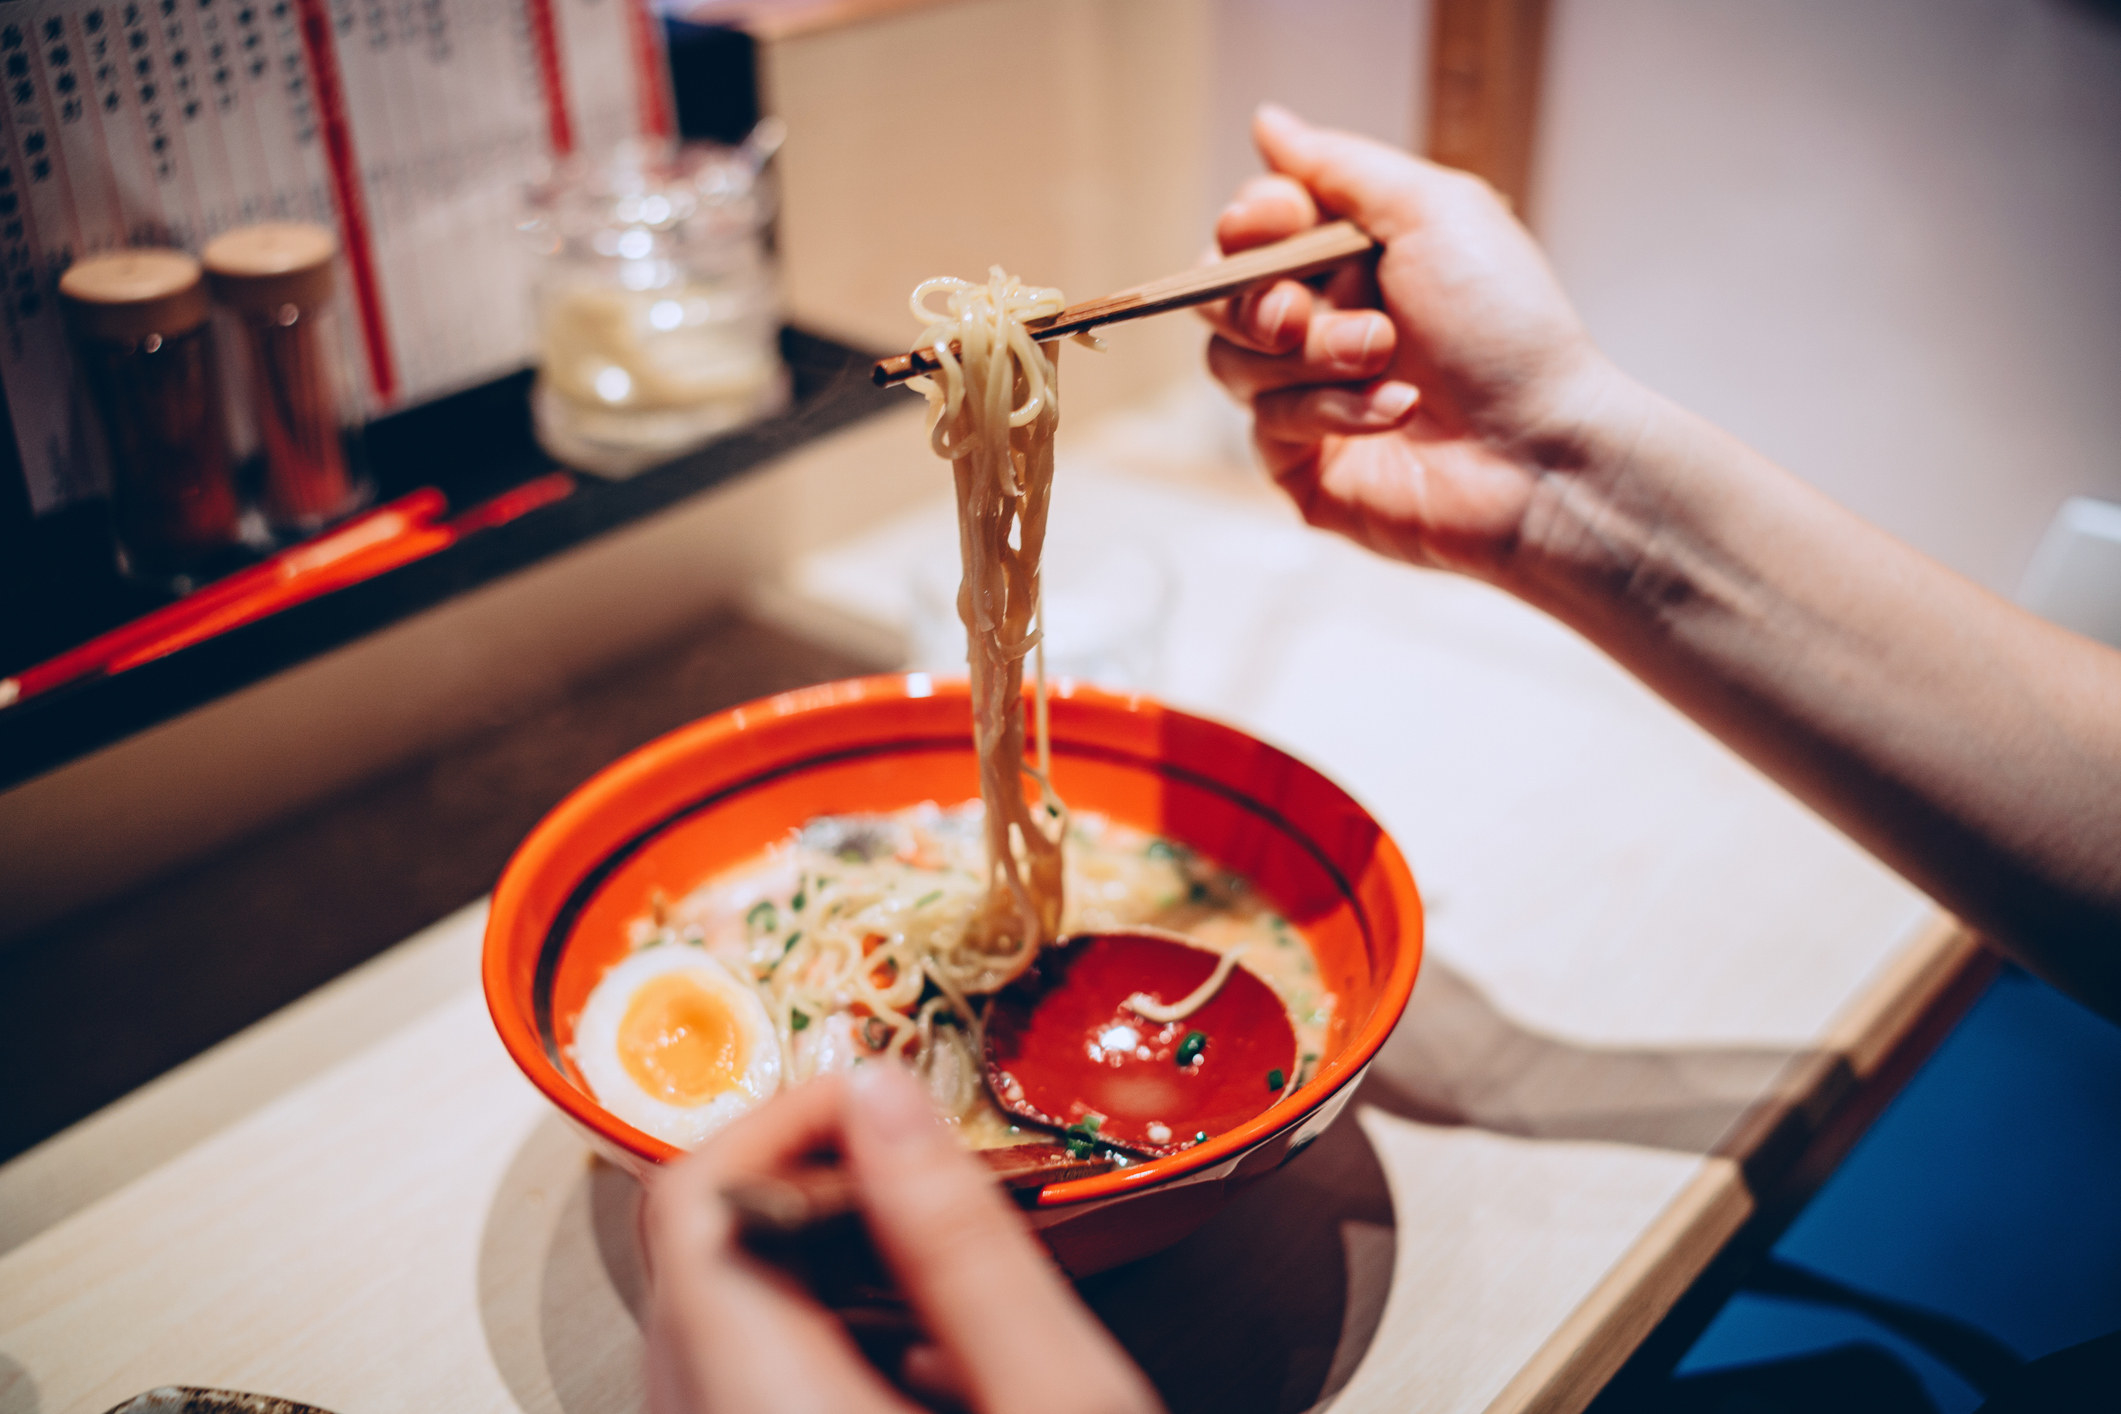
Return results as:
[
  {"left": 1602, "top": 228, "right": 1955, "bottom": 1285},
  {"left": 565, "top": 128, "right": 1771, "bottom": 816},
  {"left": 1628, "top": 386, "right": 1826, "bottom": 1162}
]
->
[
  {"left": 1253, "top": 103, "right": 1433, "bottom": 242},
  {"left": 844, "top": 1064, "right": 1155, "bottom": 1413}
]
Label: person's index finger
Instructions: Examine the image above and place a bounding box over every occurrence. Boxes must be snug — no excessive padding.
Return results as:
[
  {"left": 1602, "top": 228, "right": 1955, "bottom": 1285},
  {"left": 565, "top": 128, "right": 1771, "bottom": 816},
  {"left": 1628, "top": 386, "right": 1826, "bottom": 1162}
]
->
[
  {"left": 841, "top": 1065, "right": 1160, "bottom": 1414},
  {"left": 1253, "top": 103, "right": 1430, "bottom": 241},
  {"left": 684, "top": 1073, "right": 852, "bottom": 1191},
  {"left": 644, "top": 1073, "right": 851, "bottom": 1265},
  {"left": 1215, "top": 173, "right": 1318, "bottom": 254}
]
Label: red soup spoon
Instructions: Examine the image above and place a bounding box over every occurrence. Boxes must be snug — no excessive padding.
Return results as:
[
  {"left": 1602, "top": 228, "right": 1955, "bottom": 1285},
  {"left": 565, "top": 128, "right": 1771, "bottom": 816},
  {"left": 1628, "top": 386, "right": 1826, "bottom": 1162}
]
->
[{"left": 981, "top": 929, "right": 1299, "bottom": 1159}]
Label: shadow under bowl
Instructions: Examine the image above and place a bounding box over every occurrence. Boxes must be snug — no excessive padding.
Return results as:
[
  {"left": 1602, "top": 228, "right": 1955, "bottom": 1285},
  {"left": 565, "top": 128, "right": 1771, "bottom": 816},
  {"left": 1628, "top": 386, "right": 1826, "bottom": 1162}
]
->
[{"left": 483, "top": 674, "right": 1423, "bottom": 1276}]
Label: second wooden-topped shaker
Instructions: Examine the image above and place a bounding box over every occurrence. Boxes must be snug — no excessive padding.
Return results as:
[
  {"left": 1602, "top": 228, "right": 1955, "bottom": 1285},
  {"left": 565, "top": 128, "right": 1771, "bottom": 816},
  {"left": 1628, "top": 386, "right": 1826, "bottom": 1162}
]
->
[{"left": 204, "top": 221, "right": 372, "bottom": 535}]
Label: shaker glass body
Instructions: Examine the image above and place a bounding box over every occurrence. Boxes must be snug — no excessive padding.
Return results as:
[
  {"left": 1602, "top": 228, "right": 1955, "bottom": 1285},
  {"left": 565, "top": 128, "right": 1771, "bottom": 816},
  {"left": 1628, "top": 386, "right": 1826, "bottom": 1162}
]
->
[
  {"left": 60, "top": 249, "right": 244, "bottom": 587},
  {"left": 203, "top": 222, "right": 372, "bottom": 537}
]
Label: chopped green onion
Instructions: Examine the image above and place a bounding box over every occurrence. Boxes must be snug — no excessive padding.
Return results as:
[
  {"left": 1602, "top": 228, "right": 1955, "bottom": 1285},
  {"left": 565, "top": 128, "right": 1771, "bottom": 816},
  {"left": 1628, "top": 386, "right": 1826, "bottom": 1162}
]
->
[
  {"left": 914, "top": 890, "right": 944, "bottom": 909},
  {"left": 789, "top": 1009, "right": 810, "bottom": 1032},
  {"left": 782, "top": 931, "right": 802, "bottom": 954},
  {"left": 1267, "top": 1068, "right": 1285, "bottom": 1091},
  {"left": 1193, "top": 1131, "right": 1208, "bottom": 1145},
  {"left": 791, "top": 885, "right": 807, "bottom": 912},
  {"left": 1175, "top": 1031, "right": 1207, "bottom": 1067},
  {"left": 1061, "top": 1114, "right": 1104, "bottom": 1155},
  {"left": 1145, "top": 838, "right": 1182, "bottom": 861},
  {"left": 745, "top": 900, "right": 777, "bottom": 933}
]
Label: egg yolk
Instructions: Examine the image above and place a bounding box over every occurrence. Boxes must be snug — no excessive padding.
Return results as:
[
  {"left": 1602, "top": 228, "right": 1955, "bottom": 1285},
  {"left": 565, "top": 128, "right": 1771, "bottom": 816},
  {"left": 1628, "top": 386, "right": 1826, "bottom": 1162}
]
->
[{"left": 618, "top": 973, "right": 747, "bottom": 1105}]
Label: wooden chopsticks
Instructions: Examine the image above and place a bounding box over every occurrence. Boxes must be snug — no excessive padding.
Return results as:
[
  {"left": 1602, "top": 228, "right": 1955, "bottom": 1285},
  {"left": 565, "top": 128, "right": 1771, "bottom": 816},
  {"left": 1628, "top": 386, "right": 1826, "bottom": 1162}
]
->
[
  {"left": 870, "top": 219, "right": 1378, "bottom": 388},
  {"left": 724, "top": 1142, "right": 1115, "bottom": 1243},
  {"left": 722, "top": 1144, "right": 1115, "bottom": 1329}
]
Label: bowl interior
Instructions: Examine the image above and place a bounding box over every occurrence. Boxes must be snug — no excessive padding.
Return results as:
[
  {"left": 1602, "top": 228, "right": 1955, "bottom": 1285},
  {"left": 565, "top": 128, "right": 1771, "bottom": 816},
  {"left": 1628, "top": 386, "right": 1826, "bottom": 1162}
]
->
[{"left": 485, "top": 676, "right": 1422, "bottom": 1203}]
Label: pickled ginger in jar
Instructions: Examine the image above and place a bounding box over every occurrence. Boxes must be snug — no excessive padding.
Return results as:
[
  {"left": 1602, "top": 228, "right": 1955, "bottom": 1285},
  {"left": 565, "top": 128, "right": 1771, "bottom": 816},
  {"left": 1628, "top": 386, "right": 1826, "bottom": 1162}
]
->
[{"left": 521, "top": 137, "right": 789, "bottom": 478}]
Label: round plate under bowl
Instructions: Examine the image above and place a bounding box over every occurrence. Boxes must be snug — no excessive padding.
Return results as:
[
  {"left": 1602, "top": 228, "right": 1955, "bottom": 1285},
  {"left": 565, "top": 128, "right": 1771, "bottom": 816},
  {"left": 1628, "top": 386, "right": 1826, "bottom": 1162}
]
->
[{"left": 482, "top": 674, "right": 1422, "bottom": 1276}]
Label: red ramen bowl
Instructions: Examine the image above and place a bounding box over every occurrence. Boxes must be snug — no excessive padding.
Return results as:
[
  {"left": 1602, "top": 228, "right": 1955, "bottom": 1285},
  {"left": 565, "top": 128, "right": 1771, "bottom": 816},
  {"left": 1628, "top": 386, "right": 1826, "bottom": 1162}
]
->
[{"left": 483, "top": 675, "right": 1422, "bottom": 1275}]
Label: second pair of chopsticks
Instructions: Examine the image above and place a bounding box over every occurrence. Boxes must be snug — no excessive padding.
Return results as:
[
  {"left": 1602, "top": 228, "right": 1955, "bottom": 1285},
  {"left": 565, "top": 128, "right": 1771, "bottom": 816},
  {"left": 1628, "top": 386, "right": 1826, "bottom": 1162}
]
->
[
  {"left": 0, "top": 474, "right": 578, "bottom": 708},
  {"left": 724, "top": 1141, "right": 1113, "bottom": 1244},
  {"left": 870, "top": 219, "right": 1378, "bottom": 388},
  {"left": 722, "top": 1145, "right": 1115, "bottom": 1337}
]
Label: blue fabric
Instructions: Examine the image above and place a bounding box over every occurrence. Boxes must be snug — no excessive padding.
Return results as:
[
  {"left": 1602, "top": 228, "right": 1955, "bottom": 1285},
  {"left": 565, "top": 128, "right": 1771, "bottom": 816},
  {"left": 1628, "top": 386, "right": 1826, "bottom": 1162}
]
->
[{"left": 1660, "top": 966, "right": 2121, "bottom": 1411}]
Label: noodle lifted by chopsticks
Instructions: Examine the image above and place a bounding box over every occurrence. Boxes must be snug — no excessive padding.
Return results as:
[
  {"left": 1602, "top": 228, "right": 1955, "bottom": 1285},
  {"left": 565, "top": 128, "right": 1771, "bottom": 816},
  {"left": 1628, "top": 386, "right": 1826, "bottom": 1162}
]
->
[{"left": 907, "top": 267, "right": 1068, "bottom": 992}]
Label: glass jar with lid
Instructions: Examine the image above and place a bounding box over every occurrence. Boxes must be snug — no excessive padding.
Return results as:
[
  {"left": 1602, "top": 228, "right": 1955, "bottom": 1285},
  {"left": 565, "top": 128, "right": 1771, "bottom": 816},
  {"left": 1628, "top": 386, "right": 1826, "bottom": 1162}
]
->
[{"left": 522, "top": 131, "right": 789, "bottom": 477}]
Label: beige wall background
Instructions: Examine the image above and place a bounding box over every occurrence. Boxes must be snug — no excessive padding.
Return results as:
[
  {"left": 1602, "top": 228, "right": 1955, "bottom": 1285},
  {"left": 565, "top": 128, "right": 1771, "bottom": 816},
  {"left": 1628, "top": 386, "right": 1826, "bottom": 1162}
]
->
[
  {"left": 762, "top": 0, "right": 1216, "bottom": 430},
  {"left": 1540, "top": 0, "right": 2121, "bottom": 594}
]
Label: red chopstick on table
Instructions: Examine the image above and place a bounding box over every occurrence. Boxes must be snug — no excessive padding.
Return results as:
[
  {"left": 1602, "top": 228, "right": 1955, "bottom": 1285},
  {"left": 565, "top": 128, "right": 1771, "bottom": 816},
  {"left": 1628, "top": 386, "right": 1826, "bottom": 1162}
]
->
[
  {"left": 100, "top": 510, "right": 458, "bottom": 674},
  {"left": 1, "top": 473, "right": 575, "bottom": 706},
  {"left": 2, "top": 489, "right": 447, "bottom": 702}
]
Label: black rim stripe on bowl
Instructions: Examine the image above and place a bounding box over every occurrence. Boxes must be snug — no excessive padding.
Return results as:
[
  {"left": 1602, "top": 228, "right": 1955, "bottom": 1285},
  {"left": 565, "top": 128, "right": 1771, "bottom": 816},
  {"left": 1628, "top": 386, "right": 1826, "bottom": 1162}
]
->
[{"left": 533, "top": 732, "right": 1374, "bottom": 1072}]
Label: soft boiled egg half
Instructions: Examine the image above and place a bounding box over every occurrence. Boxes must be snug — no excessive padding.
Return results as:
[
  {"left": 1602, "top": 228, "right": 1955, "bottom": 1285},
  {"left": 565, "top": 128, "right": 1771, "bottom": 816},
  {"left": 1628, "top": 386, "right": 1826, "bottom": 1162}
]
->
[{"left": 573, "top": 946, "right": 781, "bottom": 1148}]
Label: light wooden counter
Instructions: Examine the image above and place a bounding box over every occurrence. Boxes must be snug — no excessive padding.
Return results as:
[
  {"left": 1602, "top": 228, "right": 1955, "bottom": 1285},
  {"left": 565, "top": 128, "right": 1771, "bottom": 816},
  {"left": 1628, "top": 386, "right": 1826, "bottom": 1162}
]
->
[{"left": 0, "top": 441, "right": 1988, "bottom": 1414}]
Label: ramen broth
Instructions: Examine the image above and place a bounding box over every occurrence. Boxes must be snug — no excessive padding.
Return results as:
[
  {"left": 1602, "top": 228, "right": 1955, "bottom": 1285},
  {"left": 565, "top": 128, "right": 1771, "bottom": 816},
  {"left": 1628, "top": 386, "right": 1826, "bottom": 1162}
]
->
[{"left": 625, "top": 803, "right": 1334, "bottom": 1149}]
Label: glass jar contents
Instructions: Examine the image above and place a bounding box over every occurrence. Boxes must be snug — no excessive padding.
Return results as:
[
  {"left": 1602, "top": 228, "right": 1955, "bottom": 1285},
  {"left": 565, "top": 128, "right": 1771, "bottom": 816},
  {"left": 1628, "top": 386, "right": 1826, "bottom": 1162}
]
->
[
  {"left": 522, "top": 136, "right": 789, "bottom": 477},
  {"left": 59, "top": 249, "right": 244, "bottom": 588},
  {"left": 203, "top": 221, "right": 372, "bottom": 537}
]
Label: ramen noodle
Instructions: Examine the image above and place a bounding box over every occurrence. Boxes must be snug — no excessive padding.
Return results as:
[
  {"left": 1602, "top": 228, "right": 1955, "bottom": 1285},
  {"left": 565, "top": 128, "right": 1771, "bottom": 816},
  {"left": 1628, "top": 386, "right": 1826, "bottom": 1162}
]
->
[{"left": 905, "top": 267, "right": 1068, "bottom": 990}]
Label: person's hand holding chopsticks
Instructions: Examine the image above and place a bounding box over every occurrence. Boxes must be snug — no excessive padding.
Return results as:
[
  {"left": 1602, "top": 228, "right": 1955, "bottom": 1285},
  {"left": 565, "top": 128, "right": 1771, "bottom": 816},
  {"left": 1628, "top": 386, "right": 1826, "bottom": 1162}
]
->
[
  {"left": 642, "top": 1066, "right": 1163, "bottom": 1414},
  {"left": 1201, "top": 103, "right": 1616, "bottom": 581}
]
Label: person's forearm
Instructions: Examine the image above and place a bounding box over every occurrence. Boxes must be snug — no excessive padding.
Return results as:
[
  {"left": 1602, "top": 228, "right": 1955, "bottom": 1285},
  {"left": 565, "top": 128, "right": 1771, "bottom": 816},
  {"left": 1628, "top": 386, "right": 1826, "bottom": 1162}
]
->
[{"left": 1503, "top": 371, "right": 2121, "bottom": 1016}]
